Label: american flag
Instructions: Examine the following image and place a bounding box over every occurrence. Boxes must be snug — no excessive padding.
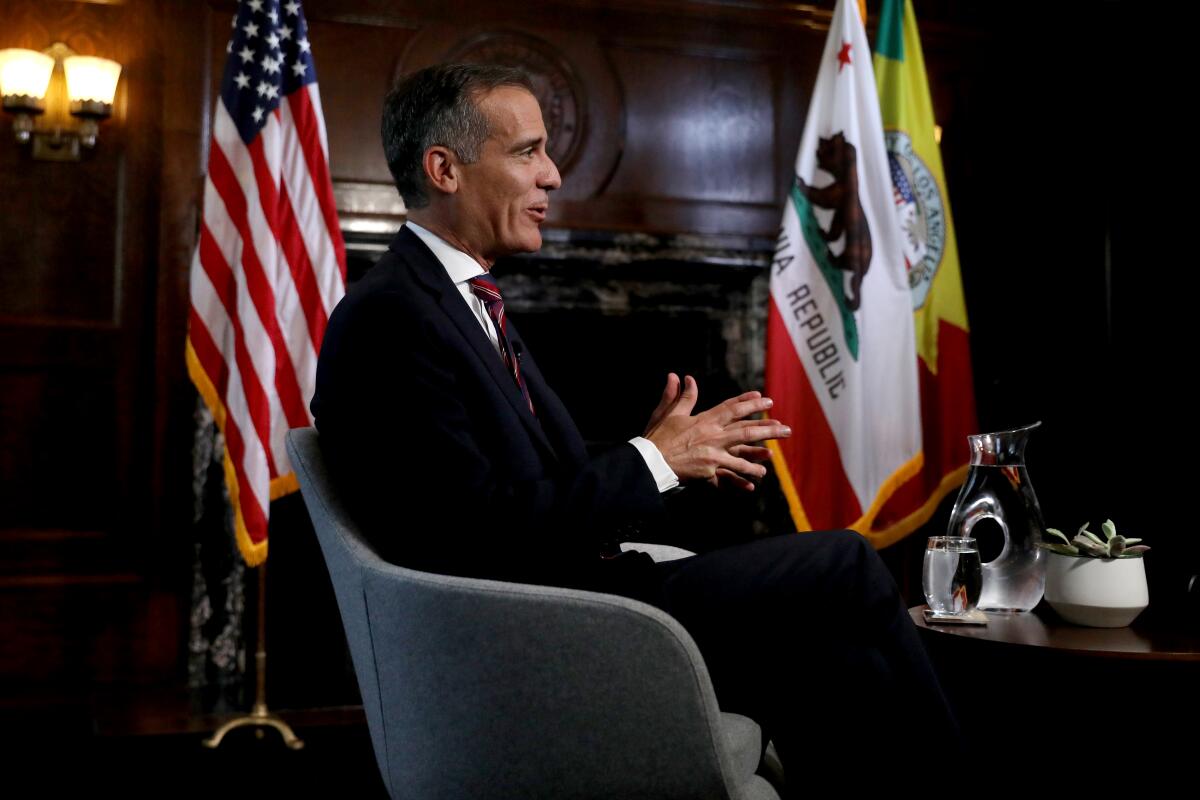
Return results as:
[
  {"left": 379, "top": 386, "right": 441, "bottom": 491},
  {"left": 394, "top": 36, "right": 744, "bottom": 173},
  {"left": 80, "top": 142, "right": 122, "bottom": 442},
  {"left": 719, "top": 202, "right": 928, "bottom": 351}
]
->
[{"left": 186, "top": 0, "right": 346, "bottom": 566}]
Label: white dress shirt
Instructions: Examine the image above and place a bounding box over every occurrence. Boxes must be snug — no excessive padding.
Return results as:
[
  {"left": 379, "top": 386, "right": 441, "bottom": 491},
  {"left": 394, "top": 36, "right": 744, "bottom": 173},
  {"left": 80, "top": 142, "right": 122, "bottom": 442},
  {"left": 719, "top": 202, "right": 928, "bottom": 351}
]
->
[{"left": 405, "top": 221, "right": 680, "bottom": 494}]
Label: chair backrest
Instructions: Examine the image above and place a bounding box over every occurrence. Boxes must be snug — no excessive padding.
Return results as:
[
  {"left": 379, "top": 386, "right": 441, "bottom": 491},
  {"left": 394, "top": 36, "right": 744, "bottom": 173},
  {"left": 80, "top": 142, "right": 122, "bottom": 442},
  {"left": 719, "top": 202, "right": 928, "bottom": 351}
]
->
[{"left": 286, "top": 427, "right": 751, "bottom": 799}]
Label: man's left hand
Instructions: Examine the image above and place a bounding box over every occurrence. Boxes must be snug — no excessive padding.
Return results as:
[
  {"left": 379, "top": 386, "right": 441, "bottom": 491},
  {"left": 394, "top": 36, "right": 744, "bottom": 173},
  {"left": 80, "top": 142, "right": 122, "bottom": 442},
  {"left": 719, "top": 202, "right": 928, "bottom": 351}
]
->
[
  {"left": 710, "top": 445, "right": 772, "bottom": 492},
  {"left": 648, "top": 371, "right": 787, "bottom": 491}
]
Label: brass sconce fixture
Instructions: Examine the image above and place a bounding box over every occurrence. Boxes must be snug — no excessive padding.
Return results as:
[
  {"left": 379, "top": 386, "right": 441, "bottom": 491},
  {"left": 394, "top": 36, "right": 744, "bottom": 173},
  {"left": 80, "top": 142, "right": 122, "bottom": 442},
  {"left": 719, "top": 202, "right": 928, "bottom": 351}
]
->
[{"left": 0, "top": 43, "right": 122, "bottom": 161}]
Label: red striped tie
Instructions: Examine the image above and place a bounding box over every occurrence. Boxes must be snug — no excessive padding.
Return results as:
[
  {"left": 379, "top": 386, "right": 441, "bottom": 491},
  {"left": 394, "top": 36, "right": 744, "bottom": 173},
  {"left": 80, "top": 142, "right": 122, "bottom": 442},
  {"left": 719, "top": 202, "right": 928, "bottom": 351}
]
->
[{"left": 468, "top": 273, "right": 535, "bottom": 416}]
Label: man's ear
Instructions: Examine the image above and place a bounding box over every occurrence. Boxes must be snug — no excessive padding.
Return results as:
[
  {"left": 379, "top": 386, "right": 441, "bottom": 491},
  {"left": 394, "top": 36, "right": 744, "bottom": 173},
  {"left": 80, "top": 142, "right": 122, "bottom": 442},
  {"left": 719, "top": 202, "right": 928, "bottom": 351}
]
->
[{"left": 423, "top": 145, "right": 459, "bottom": 196}]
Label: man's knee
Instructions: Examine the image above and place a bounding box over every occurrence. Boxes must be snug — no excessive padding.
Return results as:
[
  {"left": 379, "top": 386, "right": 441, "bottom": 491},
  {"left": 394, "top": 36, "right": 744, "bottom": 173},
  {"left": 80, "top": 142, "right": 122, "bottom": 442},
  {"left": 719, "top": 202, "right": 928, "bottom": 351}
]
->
[
  {"left": 834, "top": 528, "right": 888, "bottom": 566},
  {"left": 827, "top": 528, "right": 868, "bottom": 551},
  {"left": 822, "top": 529, "right": 900, "bottom": 602},
  {"left": 821, "top": 528, "right": 878, "bottom": 569}
]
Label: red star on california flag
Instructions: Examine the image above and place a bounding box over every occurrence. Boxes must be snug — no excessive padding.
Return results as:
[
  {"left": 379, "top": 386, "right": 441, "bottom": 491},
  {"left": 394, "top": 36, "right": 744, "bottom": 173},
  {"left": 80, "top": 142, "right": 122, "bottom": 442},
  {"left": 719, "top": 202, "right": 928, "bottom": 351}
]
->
[{"left": 837, "top": 41, "right": 852, "bottom": 72}]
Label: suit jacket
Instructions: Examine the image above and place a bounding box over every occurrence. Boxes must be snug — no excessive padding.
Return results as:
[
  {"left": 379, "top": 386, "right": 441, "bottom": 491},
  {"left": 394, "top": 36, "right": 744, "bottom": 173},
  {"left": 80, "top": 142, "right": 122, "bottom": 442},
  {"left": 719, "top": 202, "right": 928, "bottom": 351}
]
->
[{"left": 312, "top": 226, "right": 665, "bottom": 591}]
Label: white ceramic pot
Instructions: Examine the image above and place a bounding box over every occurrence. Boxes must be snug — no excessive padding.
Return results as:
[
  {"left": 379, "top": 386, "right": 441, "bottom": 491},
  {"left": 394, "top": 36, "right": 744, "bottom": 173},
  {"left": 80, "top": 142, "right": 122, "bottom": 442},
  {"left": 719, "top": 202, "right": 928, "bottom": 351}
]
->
[{"left": 1043, "top": 551, "right": 1149, "bottom": 627}]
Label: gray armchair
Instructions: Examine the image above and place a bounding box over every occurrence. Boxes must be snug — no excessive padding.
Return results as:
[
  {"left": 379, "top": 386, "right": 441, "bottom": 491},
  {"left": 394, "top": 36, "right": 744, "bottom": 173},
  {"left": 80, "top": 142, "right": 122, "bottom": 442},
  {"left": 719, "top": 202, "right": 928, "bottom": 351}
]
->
[{"left": 286, "top": 427, "right": 781, "bottom": 800}]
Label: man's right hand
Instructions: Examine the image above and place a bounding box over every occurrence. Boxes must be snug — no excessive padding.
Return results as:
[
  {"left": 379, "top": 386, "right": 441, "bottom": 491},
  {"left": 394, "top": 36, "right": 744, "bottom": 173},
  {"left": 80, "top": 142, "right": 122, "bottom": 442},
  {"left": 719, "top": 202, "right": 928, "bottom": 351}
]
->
[{"left": 643, "top": 374, "right": 791, "bottom": 486}]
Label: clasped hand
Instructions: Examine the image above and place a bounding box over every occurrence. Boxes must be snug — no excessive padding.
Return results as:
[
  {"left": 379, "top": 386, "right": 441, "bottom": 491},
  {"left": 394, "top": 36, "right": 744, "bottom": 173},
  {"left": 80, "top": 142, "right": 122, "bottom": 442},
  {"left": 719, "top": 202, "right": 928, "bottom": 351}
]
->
[{"left": 643, "top": 373, "right": 791, "bottom": 492}]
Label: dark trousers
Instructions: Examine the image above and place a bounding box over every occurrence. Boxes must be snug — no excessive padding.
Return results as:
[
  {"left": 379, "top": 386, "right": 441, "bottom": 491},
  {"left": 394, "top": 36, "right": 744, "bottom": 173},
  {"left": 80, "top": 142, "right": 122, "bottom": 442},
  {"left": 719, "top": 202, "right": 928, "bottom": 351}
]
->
[{"left": 606, "top": 531, "right": 961, "bottom": 788}]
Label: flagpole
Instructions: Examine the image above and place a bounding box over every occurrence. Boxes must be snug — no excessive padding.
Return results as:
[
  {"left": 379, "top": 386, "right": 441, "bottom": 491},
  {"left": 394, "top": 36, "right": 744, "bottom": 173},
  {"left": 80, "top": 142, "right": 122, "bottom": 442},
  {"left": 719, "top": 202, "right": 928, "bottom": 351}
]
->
[{"left": 202, "top": 564, "right": 304, "bottom": 750}]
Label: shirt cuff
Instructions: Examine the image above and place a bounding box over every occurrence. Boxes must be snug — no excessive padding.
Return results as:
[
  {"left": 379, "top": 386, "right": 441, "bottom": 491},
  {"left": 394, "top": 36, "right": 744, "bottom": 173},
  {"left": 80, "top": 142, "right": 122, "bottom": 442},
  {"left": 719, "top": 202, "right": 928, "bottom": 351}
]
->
[{"left": 628, "top": 436, "right": 680, "bottom": 494}]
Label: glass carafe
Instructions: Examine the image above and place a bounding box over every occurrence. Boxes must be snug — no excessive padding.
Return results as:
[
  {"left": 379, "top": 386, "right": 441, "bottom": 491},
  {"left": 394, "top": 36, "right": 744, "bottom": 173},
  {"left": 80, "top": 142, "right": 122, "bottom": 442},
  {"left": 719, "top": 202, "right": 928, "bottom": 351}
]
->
[{"left": 946, "top": 422, "right": 1046, "bottom": 612}]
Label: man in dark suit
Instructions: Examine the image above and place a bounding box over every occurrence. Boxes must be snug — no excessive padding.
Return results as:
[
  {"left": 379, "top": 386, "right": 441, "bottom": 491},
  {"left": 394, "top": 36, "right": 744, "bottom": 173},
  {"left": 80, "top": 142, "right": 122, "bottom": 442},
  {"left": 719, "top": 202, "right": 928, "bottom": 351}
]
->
[{"left": 312, "top": 63, "right": 959, "bottom": 783}]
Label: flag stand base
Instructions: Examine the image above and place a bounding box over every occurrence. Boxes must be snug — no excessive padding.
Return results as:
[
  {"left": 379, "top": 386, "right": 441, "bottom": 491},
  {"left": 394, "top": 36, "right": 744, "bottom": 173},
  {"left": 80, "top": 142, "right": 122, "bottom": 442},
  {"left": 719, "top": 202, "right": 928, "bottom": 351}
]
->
[{"left": 202, "top": 564, "right": 304, "bottom": 750}]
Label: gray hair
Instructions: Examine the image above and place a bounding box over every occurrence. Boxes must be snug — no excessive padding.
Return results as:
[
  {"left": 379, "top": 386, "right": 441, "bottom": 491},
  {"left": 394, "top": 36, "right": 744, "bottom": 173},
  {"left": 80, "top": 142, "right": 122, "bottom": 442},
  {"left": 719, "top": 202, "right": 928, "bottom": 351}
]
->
[{"left": 382, "top": 63, "right": 535, "bottom": 209}]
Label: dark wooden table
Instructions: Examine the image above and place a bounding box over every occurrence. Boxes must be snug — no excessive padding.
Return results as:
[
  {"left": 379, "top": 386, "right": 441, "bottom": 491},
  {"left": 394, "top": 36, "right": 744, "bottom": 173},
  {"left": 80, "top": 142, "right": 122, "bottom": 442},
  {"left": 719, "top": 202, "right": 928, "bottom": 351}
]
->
[
  {"left": 910, "top": 604, "right": 1200, "bottom": 661},
  {"left": 910, "top": 604, "right": 1200, "bottom": 763}
]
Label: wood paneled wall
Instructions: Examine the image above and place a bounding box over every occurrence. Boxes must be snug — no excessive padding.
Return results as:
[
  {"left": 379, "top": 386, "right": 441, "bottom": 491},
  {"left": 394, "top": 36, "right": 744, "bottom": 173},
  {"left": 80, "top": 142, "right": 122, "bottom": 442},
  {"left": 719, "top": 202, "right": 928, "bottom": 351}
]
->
[
  {"left": 0, "top": 0, "right": 180, "bottom": 696},
  {"left": 270, "top": 0, "right": 830, "bottom": 237}
]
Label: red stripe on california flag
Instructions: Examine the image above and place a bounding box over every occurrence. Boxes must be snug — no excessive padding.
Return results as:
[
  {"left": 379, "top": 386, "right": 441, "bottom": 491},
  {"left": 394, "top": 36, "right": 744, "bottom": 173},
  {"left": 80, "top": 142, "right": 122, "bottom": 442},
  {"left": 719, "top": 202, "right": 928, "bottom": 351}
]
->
[
  {"left": 277, "top": 179, "right": 329, "bottom": 348},
  {"left": 766, "top": 298, "right": 861, "bottom": 529},
  {"left": 197, "top": 221, "right": 280, "bottom": 478},
  {"left": 214, "top": 139, "right": 310, "bottom": 432},
  {"left": 288, "top": 87, "right": 346, "bottom": 280}
]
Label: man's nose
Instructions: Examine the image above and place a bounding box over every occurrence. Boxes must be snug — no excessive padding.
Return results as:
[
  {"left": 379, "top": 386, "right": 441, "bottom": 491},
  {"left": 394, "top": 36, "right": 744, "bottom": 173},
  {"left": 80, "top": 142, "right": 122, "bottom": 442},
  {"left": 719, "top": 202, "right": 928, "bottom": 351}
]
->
[{"left": 539, "top": 153, "right": 562, "bottom": 191}]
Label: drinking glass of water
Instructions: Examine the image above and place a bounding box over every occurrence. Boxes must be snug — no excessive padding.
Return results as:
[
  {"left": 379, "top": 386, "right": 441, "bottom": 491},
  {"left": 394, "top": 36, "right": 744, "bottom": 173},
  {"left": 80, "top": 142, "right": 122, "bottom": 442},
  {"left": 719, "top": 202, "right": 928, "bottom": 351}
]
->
[{"left": 923, "top": 537, "right": 983, "bottom": 615}]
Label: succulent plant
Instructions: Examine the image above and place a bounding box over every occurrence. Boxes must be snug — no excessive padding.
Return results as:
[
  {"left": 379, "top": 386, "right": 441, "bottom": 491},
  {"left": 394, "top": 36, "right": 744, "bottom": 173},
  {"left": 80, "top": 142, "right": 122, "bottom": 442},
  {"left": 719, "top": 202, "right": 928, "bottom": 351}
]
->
[{"left": 1039, "top": 519, "right": 1150, "bottom": 558}]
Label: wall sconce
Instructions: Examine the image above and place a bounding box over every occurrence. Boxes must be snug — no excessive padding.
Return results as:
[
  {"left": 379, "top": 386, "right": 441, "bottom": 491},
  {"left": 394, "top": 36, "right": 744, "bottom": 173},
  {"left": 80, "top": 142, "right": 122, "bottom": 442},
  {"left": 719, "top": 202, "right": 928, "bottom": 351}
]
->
[{"left": 0, "top": 42, "right": 121, "bottom": 161}]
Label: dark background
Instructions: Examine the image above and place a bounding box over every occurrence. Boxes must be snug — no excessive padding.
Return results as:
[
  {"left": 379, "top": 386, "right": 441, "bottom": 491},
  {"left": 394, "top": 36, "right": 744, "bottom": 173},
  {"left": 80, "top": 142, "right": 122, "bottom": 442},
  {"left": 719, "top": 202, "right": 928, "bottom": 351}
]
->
[{"left": 0, "top": 0, "right": 1195, "bottom": 787}]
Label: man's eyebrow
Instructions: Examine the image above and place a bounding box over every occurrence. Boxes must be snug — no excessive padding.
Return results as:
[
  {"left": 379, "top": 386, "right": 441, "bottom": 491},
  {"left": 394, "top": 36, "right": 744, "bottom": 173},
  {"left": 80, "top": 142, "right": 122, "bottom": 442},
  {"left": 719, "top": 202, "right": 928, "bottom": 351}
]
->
[{"left": 511, "top": 135, "right": 545, "bottom": 152}]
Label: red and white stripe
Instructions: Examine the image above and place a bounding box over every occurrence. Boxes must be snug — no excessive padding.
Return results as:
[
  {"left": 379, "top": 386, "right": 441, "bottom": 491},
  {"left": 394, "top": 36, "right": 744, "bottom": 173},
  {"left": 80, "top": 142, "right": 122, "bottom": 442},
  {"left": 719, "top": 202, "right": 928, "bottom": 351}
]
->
[{"left": 187, "top": 84, "right": 346, "bottom": 562}]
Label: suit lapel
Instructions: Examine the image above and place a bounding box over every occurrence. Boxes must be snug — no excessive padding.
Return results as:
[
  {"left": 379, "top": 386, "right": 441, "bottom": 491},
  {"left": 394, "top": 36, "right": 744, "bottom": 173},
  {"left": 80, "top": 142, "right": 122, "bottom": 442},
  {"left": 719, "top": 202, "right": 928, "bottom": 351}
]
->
[
  {"left": 391, "top": 227, "right": 558, "bottom": 462},
  {"left": 505, "top": 320, "right": 591, "bottom": 471}
]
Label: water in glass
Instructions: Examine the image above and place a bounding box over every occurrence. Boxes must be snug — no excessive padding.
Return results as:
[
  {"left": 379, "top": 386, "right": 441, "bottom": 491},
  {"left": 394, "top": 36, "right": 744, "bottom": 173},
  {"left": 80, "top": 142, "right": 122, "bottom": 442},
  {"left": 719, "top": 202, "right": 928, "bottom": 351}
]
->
[{"left": 923, "top": 537, "right": 983, "bottom": 614}]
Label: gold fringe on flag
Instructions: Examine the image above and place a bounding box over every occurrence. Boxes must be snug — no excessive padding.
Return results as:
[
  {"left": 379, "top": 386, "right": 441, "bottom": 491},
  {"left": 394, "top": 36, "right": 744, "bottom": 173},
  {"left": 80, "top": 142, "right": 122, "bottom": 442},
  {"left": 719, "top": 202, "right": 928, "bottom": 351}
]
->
[{"left": 186, "top": 337, "right": 298, "bottom": 566}]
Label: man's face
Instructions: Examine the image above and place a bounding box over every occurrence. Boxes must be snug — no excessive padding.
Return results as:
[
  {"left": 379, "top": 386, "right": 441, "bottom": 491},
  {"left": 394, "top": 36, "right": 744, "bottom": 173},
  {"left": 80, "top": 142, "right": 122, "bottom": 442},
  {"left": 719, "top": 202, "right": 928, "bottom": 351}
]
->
[{"left": 454, "top": 86, "right": 561, "bottom": 262}]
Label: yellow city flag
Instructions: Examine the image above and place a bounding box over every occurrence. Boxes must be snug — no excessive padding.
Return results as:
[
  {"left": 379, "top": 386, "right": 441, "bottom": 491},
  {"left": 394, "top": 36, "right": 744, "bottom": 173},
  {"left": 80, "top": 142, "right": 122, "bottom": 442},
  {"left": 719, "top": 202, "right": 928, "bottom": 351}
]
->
[{"left": 868, "top": 0, "right": 978, "bottom": 545}]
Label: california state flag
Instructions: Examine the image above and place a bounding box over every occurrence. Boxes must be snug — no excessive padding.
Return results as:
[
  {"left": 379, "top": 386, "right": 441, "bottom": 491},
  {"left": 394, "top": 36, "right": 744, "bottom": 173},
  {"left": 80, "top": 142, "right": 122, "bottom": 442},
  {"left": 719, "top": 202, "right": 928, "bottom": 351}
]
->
[{"left": 766, "top": 0, "right": 922, "bottom": 544}]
